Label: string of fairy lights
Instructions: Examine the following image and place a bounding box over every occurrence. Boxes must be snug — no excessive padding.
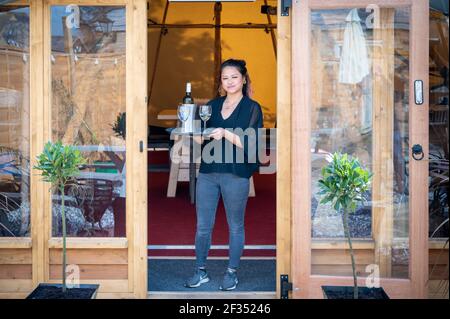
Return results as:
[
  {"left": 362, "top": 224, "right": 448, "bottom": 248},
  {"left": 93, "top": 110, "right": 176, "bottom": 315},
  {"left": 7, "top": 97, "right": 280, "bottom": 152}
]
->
[
  {"left": 0, "top": 48, "right": 125, "bottom": 66},
  {"left": 49, "top": 53, "right": 125, "bottom": 66}
]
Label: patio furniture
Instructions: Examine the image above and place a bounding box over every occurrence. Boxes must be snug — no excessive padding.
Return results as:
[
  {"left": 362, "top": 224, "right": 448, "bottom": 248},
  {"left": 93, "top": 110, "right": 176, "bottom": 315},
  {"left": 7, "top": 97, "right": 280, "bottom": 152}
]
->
[{"left": 75, "top": 178, "right": 115, "bottom": 234}]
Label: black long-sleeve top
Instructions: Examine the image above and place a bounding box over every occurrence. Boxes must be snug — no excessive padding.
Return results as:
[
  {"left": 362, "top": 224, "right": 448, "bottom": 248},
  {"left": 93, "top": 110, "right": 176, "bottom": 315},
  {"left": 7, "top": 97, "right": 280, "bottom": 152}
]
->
[{"left": 199, "top": 95, "right": 264, "bottom": 179}]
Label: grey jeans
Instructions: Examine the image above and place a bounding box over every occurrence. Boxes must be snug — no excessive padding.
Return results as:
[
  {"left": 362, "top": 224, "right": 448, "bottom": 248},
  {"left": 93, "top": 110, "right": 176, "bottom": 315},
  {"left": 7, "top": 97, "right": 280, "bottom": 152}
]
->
[{"left": 195, "top": 172, "right": 250, "bottom": 269}]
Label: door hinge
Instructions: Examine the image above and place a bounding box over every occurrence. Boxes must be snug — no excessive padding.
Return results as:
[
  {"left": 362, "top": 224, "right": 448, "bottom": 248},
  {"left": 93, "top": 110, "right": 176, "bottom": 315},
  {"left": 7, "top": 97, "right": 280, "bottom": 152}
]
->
[
  {"left": 280, "top": 274, "right": 293, "bottom": 299},
  {"left": 281, "top": 0, "right": 292, "bottom": 16}
]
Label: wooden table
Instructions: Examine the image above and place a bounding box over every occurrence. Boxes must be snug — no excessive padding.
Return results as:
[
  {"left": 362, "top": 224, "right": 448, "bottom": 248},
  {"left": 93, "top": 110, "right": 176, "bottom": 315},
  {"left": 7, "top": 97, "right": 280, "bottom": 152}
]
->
[{"left": 168, "top": 128, "right": 203, "bottom": 204}]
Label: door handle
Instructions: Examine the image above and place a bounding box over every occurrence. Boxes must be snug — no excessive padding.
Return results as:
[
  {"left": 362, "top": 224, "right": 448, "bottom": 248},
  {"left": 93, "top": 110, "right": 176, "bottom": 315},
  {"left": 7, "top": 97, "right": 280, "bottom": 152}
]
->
[
  {"left": 414, "top": 80, "right": 424, "bottom": 105},
  {"left": 412, "top": 144, "right": 424, "bottom": 161},
  {"left": 140, "top": 141, "right": 144, "bottom": 153}
]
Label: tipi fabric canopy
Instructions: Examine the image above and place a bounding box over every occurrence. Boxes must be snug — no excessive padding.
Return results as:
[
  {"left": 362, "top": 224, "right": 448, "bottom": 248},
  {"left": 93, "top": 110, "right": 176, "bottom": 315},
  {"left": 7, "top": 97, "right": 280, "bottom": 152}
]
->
[{"left": 146, "top": 0, "right": 278, "bottom": 128}]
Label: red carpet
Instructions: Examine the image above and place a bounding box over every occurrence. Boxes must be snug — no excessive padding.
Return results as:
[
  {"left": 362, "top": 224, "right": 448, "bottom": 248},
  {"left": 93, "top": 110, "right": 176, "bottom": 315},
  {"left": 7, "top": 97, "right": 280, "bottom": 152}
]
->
[{"left": 147, "top": 150, "right": 276, "bottom": 257}]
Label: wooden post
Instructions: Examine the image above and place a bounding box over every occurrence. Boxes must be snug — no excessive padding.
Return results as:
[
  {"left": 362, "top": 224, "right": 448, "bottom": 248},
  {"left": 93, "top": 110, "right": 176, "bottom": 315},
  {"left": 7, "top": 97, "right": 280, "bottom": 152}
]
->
[
  {"left": 372, "top": 8, "right": 395, "bottom": 278},
  {"left": 276, "top": 0, "right": 291, "bottom": 296},
  {"left": 292, "top": 0, "right": 311, "bottom": 299},
  {"left": 148, "top": 0, "right": 169, "bottom": 103},
  {"left": 30, "top": 0, "right": 45, "bottom": 287},
  {"left": 410, "top": 0, "right": 429, "bottom": 299},
  {"left": 213, "top": 2, "right": 222, "bottom": 97},
  {"left": 126, "top": 0, "right": 148, "bottom": 299},
  {"left": 263, "top": 0, "right": 277, "bottom": 59}
]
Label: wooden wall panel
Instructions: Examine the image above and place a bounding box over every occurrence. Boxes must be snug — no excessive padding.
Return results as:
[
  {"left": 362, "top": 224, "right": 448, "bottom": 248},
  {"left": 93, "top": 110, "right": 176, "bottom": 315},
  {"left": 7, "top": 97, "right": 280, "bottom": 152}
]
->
[
  {"left": 0, "top": 249, "right": 32, "bottom": 264},
  {"left": 0, "top": 265, "right": 32, "bottom": 279},
  {"left": 49, "top": 264, "right": 128, "bottom": 280},
  {"left": 0, "top": 280, "right": 33, "bottom": 293},
  {"left": 312, "top": 249, "right": 375, "bottom": 265},
  {"left": 46, "top": 279, "right": 129, "bottom": 293},
  {"left": 49, "top": 249, "right": 128, "bottom": 265}
]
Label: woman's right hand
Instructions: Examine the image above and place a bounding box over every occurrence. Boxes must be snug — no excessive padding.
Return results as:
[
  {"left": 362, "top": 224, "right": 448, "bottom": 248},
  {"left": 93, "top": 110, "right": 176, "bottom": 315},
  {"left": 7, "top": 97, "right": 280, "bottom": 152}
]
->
[{"left": 208, "top": 128, "right": 225, "bottom": 140}]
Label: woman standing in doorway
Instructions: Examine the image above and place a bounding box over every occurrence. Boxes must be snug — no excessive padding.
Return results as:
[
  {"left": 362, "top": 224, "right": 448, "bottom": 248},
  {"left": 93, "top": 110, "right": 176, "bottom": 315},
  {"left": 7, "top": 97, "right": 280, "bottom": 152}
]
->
[{"left": 184, "top": 59, "right": 264, "bottom": 291}]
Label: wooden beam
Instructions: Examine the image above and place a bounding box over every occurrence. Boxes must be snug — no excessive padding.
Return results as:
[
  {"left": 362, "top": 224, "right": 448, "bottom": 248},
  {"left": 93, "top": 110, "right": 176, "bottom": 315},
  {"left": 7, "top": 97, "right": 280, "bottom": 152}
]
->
[
  {"left": 0, "top": 265, "right": 32, "bottom": 279},
  {"left": 312, "top": 249, "right": 375, "bottom": 265},
  {"left": 410, "top": 0, "right": 429, "bottom": 299},
  {"left": 291, "top": 0, "right": 311, "bottom": 299},
  {"left": 311, "top": 239, "right": 375, "bottom": 250},
  {"left": 308, "top": 0, "right": 412, "bottom": 9},
  {"left": 48, "top": 238, "right": 128, "bottom": 249},
  {"left": 147, "top": 23, "right": 277, "bottom": 30},
  {"left": 264, "top": 0, "right": 277, "bottom": 59},
  {"left": 0, "top": 279, "right": 33, "bottom": 293},
  {"left": 0, "top": 238, "right": 32, "bottom": 249},
  {"left": 30, "top": 0, "right": 45, "bottom": 288},
  {"left": 276, "top": 0, "right": 291, "bottom": 298},
  {"left": 49, "top": 264, "right": 128, "bottom": 280},
  {"left": 43, "top": 0, "right": 54, "bottom": 285},
  {"left": 372, "top": 8, "right": 395, "bottom": 278},
  {"left": 49, "top": 248, "right": 128, "bottom": 264},
  {"left": 213, "top": 1, "right": 222, "bottom": 97},
  {"left": 46, "top": 279, "right": 129, "bottom": 292},
  {"left": 46, "top": 0, "right": 125, "bottom": 4},
  {"left": 126, "top": 0, "right": 148, "bottom": 299},
  {"left": 0, "top": 249, "right": 32, "bottom": 264},
  {"left": 148, "top": 0, "right": 169, "bottom": 103}
]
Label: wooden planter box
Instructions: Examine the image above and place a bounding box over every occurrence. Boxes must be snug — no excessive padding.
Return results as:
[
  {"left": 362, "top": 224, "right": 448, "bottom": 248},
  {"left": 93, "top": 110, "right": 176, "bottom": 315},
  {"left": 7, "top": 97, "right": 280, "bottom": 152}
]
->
[
  {"left": 322, "top": 286, "right": 390, "bottom": 299},
  {"left": 26, "top": 283, "right": 99, "bottom": 299}
]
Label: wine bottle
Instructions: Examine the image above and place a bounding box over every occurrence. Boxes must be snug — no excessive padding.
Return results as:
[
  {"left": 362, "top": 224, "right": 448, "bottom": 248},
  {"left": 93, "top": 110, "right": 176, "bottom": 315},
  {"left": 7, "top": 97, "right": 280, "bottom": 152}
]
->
[{"left": 182, "top": 82, "right": 194, "bottom": 104}]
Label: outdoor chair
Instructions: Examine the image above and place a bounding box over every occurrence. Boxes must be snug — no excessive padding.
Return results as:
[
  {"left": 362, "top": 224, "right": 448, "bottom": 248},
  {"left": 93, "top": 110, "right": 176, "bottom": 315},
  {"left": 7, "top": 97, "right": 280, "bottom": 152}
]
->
[{"left": 74, "top": 178, "right": 115, "bottom": 234}]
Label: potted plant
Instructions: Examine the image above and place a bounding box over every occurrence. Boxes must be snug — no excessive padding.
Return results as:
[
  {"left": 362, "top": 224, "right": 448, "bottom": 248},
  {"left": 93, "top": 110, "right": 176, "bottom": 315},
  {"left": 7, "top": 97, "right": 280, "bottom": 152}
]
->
[
  {"left": 27, "top": 141, "right": 99, "bottom": 299},
  {"left": 318, "top": 152, "right": 389, "bottom": 299}
]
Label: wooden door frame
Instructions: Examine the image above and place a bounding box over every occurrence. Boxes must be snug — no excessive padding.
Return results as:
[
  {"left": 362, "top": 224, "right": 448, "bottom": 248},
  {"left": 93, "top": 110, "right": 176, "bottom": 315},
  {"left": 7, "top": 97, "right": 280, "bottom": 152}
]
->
[
  {"left": 147, "top": 0, "right": 290, "bottom": 299},
  {"left": 38, "top": 0, "right": 147, "bottom": 298},
  {"left": 276, "top": 0, "right": 292, "bottom": 298},
  {"left": 291, "top": 0, "right": 429, "bottom": 298}
]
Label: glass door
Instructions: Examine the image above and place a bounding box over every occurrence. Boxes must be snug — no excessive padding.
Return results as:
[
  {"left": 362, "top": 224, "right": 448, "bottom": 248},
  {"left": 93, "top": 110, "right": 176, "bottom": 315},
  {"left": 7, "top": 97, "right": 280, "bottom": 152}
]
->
[
  {"left": 42, "top": 0, "right": 147, "bottom": 298},
  {"left": 291, "top": 0, "right": 429, "bottom": 298}
]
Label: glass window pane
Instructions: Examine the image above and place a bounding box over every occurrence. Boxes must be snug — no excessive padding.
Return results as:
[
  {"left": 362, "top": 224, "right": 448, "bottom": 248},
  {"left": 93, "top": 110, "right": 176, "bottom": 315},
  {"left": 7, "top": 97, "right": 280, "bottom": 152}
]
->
[
  {"left": 0, "top": 5, "right": 30, "bottom": 237},
  {"left": 310, "top": 7, "right": 410, "bottom": 279},
  {"left": 428, "top": 9, "right": 448, "bottom": 298},
  {"left": 50, "top": 5, "right": 126, "bottom": 237},
  {"left": 428, "top": 10, "right": 448, "bottom": 240}
]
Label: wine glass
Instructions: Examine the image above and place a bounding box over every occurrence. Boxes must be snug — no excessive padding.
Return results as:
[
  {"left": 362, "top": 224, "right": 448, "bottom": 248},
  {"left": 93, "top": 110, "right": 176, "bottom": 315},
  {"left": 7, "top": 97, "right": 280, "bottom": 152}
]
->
[
  {"left": 199, "top": 104, "right": 212, "bottom": 134},
  {"left": 178, "top": 103, "right": 190, "bottom": 132}
]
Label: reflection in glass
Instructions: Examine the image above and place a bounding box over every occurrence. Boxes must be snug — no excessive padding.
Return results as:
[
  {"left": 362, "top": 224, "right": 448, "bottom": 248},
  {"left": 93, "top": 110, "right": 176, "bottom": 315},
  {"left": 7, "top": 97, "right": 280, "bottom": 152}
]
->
[
  {"left": 310, "top": 8, "right": 410, "bottom": 278},
  {"left": 0, "top": 6, "right": 30, "bottom": 237},
  {"left": 51, "top": 6, "right": 126, "bottom": 237},
  {"left": 428, "top": 11, "right": 448, "bottom": 240}
]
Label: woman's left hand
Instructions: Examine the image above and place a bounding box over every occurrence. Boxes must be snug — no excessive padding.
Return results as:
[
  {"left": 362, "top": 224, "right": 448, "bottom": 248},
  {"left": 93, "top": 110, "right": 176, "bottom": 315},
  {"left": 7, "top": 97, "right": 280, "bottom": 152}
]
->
[{"left": 208, "top": 128, "right": 226, "bottom": 140}]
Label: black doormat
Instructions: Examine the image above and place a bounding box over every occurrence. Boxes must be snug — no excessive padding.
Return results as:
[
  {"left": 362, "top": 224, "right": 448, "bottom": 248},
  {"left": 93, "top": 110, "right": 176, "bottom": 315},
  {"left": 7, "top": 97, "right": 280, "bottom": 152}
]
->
[{"left": 148, "top": 259, "right": 276, "bottom": 292}]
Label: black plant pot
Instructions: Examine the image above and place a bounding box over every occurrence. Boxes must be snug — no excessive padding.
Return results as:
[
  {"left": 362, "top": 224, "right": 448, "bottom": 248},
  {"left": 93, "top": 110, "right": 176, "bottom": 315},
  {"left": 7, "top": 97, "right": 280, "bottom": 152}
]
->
[
  {"left": 26, "top": 283, "right": 99, "bottom": 299},
  {"left": 322, "top": 286, "right": 389, "bottom": 299}
]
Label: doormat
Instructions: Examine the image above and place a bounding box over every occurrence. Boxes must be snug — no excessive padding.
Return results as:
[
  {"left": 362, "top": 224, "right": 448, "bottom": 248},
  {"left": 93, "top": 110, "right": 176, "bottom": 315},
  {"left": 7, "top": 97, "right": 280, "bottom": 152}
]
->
[{"left": 148, "top": 259, "right": 276, "bottom": 292}]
